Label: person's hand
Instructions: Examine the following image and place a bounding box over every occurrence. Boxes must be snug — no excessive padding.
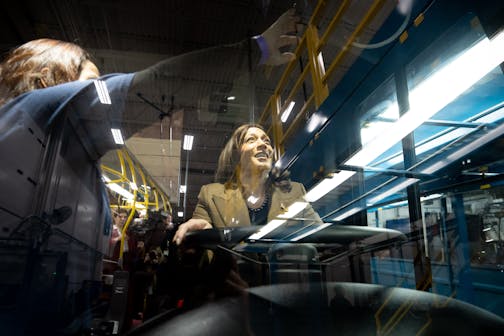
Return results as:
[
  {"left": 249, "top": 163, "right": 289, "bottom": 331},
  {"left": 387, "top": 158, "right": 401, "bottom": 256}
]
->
[
  {"left": 173, "top": 218, "right": 212, "bottom": 245},
  {"left": 260, "top": 8, "right": 300, "bottom": 65}
]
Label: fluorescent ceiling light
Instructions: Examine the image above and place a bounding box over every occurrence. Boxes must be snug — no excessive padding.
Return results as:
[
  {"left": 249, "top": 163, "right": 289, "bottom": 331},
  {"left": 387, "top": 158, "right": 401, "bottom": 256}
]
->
[
  {"left": 367, "top": 178, "right": 418, "bottom": 206},
  {"left": 183, "top": 134, "right": 194, "bottom": 151},
  {"left": 305, "top": 170, "right": 356, "bottom": 202},
  {"left": 111, "top": 128, "right": 124, "bottom": 145},
  {"left": 130, "top": 182, "right": 138, "bottom": 190},
  {"left": 102, "top": 175, "right": 134, "bottom": 200},
  {"left": 308, "top": 30, "right": 504, "bottom": 203},
  {"left": 248, "top": 202, "right": 309, "bottom": 240},
  {"left": 179, "top": 185, "right": 187, "bottom": 193},
  {"left": 281, "top": 101, "right": 296, "bottom": 123},
  {"left": 290, "top": 223, "right": 332, "bottom": 241},
  {"left": 94, "top": 80, "right": 111, "bottom": 104}
]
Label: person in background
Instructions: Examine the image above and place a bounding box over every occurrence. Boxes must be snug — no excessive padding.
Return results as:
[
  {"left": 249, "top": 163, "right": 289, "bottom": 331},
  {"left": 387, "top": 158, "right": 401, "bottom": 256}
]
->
[
  {"left": 173, "top": 123, "right": 322, "bottom": 244},
  {"left": 109, "top": 207, "right": 129, "bottom": 258}
]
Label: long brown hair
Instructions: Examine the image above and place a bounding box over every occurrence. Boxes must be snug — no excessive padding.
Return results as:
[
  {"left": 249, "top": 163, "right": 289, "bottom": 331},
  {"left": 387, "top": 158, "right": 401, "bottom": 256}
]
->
[
  {"left": 215, "top": 124, "right": 270, "bottom": 187},
  {"left": 0, "top": 38, "right": 91, "bottom": 106}
]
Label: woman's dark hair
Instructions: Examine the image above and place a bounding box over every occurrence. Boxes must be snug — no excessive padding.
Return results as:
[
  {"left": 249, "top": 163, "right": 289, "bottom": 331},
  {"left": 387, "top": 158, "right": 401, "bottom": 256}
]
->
[
  {"left": 214, "top": 123, "right": 291, "bottom": 192},
  {"left": 0, "top": 38, "right": 92, "bottom": 105},
  {"left": 215, "top": 123, "right": 268, "bottom": 187}
]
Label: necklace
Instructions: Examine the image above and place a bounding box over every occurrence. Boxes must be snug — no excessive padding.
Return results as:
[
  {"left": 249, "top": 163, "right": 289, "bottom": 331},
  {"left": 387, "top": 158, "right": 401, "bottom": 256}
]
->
[{"left": 247, "top": 192, "right": 269, "bottom": 212}]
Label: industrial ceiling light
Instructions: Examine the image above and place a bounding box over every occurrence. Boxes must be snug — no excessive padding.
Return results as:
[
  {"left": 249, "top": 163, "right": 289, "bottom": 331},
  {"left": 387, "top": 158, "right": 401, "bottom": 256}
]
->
[
  {"left": 183, "top": 134, "right": 194, "bottom": 151},
  {"left": 306, "top": 30, "right": 504, "bottom": 203},
  {"left": 111, "top": 128, "right": 124, "bottom": 145}
]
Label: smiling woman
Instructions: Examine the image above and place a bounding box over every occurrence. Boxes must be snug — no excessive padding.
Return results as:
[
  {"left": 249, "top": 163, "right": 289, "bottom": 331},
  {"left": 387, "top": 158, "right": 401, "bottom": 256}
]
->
[{"left": 173, "top": 123, "right": 322, "bottom": 244}]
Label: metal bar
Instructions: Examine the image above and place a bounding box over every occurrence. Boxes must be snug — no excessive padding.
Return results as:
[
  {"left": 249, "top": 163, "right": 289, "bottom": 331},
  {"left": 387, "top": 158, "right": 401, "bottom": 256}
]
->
[
  {"left": 423, "top": 119, "right": 485, "bottom": 128},
  {"left": 271, "top": 94, "right": 285, "bottom": 158},
  {"left": 281, "top": 94, "right": 315, "bottom": 144},
  {"left": 318, "top": 0, "right": 351, "bottom": 51},
  {"left": 283, "top": 62, "right": 311, "bottom": 109},
  {"left": 306, "top": 24, "right": 329, "bottom": 107},
  {"left": 323, "top": 0, "right": 385, "bottom": 83},
  {"left": 339, "top": 164, "right": 432, "bottom": 178}
]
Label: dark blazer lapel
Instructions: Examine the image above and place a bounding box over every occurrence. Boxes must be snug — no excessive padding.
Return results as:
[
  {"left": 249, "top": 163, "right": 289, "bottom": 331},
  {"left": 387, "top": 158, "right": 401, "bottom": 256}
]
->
[{"left": 212, "top": 188, "right": 251, "bottom": 227}]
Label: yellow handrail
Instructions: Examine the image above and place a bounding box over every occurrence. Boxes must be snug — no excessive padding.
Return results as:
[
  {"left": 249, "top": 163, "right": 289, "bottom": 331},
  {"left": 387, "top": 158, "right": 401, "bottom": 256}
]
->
[{"left": 260, "top": 0, "right": 389, "bottom": 158}]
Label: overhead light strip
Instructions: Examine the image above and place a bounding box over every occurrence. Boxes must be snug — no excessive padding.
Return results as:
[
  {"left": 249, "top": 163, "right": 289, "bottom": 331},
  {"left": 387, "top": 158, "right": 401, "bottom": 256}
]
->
[
  {"left": 111, "top": 128, "right": 124, "bottom": 145},
  {"left": 183, "top": 134, "right": 194, "bottom": 151}
]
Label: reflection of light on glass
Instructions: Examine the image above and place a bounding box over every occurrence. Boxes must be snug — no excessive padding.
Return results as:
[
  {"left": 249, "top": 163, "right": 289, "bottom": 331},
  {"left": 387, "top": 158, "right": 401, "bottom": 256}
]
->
[
  {"left": 281, "top": 101, "right": 295, "bottom": 123},
  {"left": 367, "top": 178, "right": 418, "bottom": 205},
  {"left": 130, "top": 182, "right": 138, "bottom": 190},
  {"left": 94, "top": 80, "right": 111, "bottom": 104},
  {"left": 248, "top": 202, "right": 309, "bottom": 240},
  {"left": 183, "top": 135, "right": 194, "bottom": 151},
  {"left": 179, "top": 185, "right": 186, "bottom": 193},
  {"left": 307, "top": 112, "right": 328, "bottom": 133},
  {"left": 177, "top": 211, "right": 184, "bottom": 217},
  {"left": 422, "top": 122, "right": 504, "bottom": 174},
  {"left": 248, "top": 219, "right": 285, "bottom": 240},
  {"left": 348, "top": 31, "right": 504, "bottom": 168},
  {"left": 361, "top": 121, "right": 391, "bottom": 145},
  {"left": 486, "top": 239, "right": 495, "bottom": 243},
  {"left": 226, "top": 96, "right": 236, "bottom": 101},
  {"left": 483, "top": 227, "right": 492, "bottom": 232},
  {"left": 305, "top": 170, "right": 355, "bottom": 202},
  {"left": 333, "top": 206, "right": 363, "bottom": 221},
  {"left": 290, "top": 223, "right": 332, "bottom": 241},
  {"left": 111, "top": 128, "right": 124, "bottom": 145},
  {"left": 277, "top": 202, "right": 309, "bottom": 219},
  {"left": 421, "top": 193, "right": 443, "bottom": 201},
  {"left": 308, "top": 31, "right": 504, "bottom": 202},
  {"left": 374, "top": 105, "right": 504, "bottom": 168}
]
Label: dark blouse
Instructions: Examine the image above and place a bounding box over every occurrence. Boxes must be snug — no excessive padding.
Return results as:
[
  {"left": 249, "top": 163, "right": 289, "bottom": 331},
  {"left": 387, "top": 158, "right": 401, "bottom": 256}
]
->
[{"left": 247, "top": 192, "right": 272, "bottom": 225}]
